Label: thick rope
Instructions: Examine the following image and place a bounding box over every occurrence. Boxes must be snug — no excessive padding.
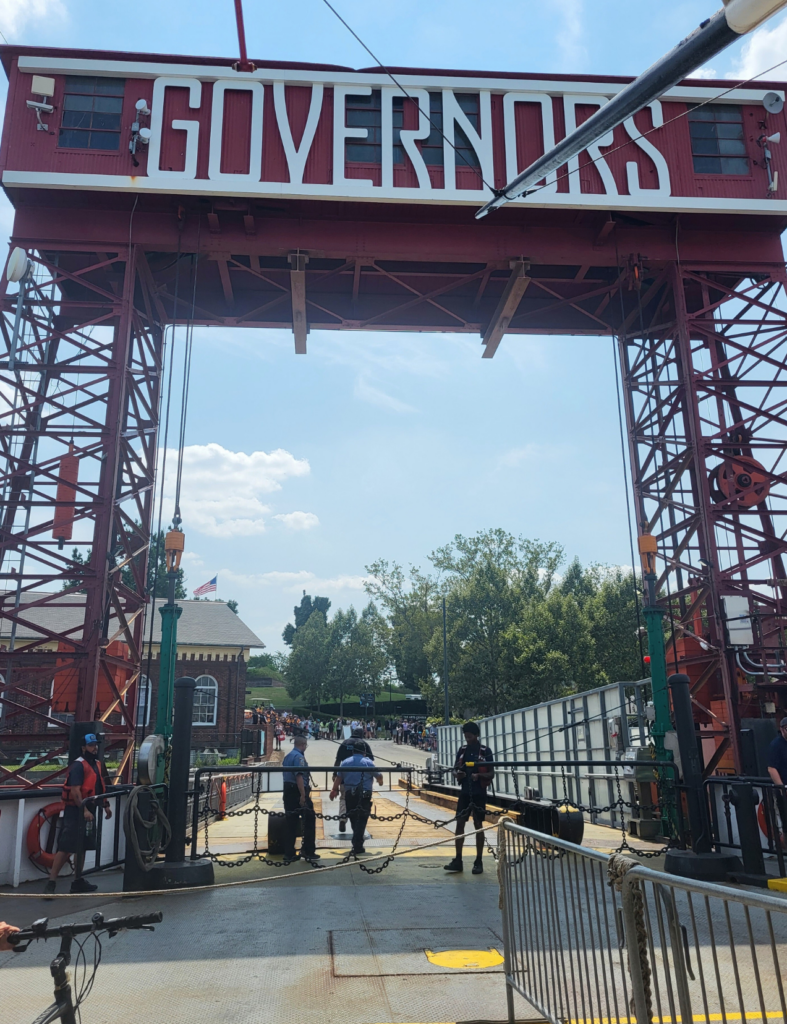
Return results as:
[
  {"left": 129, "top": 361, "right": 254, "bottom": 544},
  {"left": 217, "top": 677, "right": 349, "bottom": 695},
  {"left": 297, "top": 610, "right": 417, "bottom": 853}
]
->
[
  {"left": 2, "top": 824, "right": 498, "bottom": 899},
  {"left": 607, "top": 852, "right": 654, "bottom": 1023}
]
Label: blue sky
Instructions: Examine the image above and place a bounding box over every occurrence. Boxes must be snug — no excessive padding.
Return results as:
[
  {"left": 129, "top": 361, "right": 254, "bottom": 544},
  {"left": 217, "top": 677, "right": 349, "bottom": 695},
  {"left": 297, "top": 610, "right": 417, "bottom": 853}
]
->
[{"left": 2, "top": 1, "right": 786, "bottom": 651}]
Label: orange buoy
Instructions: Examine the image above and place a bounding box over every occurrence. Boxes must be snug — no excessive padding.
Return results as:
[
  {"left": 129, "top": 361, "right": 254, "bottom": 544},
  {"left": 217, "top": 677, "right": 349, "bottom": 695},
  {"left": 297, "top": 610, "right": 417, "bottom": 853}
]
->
[
  {"left": 219, "top": 779, "right": 227, "bottom": 819},
  {"left": 27, "top": 801, "right": 64, "bottom": 871},
  {"left": 53, "top": 446, "right": 78, "bottom": 548}
]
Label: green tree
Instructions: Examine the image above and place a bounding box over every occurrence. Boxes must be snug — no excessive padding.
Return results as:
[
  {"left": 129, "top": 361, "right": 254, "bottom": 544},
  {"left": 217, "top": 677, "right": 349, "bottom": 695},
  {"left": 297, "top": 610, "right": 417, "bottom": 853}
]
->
[
  {"left": 226, "top": 599, "right": 238, "bottom": 614},
  {"left": 324, "top": 603, "right": 388, "bottom": 717},
  {"left": 364, "top": 560, "right": 440, "bottom": 693},
  {"left": 286, "top": 609, "right": 332, "bottom": 709},
  {"left": 425, "top": 529, "right": 564, "bottom": 717},
  {"left": 505, "top": 589, "right": 600, "bottom": 707},
  {"left": 62, "top": 547, "right": 90, "bottom": 593},
  {"left": 116, "top": 529, "right": 186, "bottom": 599},
  {"left": 282, "top": 593, "right": 331, "bottom": 646}
]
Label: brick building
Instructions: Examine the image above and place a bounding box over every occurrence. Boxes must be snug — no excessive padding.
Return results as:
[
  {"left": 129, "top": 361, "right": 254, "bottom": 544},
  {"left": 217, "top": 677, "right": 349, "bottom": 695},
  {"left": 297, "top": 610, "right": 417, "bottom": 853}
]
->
[
  {"left": 0, "top": 594, "right": 263, "bottom": 757},
  {"left": 139, "top": 599, "right": 264, "bottom": 754}
]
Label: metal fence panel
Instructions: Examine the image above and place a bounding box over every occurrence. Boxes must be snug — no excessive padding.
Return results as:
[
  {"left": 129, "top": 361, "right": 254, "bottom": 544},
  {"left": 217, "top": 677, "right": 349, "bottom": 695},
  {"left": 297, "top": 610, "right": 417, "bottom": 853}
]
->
[
  {"left": 437, "top": 679, "right": 650, "bottom": 826},
  {"left": 499, "top": 819, "right": 787, "bottom": 1024}
]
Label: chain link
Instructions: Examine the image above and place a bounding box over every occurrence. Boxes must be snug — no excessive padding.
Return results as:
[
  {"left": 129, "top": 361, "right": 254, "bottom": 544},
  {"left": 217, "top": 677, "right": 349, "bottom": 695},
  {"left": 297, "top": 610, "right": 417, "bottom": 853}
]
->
[
  {"left": 197, "top": 780, "right": 483, "bottom": 874},
  {"left": 197, "top": 765, "right": 681, "bottom": 869}
]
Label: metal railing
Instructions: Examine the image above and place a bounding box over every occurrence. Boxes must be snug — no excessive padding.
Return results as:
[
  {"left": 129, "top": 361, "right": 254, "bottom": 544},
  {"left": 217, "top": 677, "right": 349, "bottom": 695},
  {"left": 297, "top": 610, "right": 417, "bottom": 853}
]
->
[
  {"left": 499, "top": 819, "right": 787, "bottom": 1024},
  {"left": 188, "top": 763, "right": 414, "bottom": 860},
  {"left": 707, "top": 775, "right": 787, "bottom": 878}
]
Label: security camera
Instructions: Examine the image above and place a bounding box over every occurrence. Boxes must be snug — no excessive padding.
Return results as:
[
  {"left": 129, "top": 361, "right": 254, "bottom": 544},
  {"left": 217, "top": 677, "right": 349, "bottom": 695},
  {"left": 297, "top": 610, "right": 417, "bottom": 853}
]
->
[{"left": 26, "top": 99, "right": 53, "bottom": 132}]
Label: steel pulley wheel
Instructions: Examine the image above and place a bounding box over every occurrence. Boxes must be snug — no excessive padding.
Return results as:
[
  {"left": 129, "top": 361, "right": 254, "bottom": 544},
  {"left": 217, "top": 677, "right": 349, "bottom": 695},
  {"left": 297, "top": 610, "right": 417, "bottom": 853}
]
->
[{"left": 710, "top": 455, "right": 770, "bottom": 508}]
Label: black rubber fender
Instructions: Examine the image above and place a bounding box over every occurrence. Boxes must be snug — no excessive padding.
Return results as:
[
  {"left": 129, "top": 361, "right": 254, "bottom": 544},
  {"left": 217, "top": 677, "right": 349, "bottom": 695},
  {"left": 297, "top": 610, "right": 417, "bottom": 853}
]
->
[{"left": 551, "top": 804, "right": 584, "bottom": 846}]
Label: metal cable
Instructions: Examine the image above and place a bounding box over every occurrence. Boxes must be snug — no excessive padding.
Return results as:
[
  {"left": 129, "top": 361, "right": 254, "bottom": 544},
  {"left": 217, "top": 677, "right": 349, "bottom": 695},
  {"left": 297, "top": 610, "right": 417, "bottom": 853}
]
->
[
  {"left": 139, "top": 244, "right": 183, "bottom": 744},
  {"left": 318, "top": 0, "right": 497, "bottom": 191},
  {"left": 613, "top": 250, "right": 646, "bottom": 675},
  {"left": 498, "top": 56, "right": 787, "bottom": 204}
]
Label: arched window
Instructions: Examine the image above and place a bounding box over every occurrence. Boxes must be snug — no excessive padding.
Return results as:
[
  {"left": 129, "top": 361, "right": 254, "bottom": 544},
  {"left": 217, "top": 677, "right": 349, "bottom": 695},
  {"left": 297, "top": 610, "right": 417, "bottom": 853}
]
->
[
  {"left": 193, "top": 675, "right": 218, "bottom": 726},
  {"left": 136, "top": 674, "right": 151, "bottom": 728}
]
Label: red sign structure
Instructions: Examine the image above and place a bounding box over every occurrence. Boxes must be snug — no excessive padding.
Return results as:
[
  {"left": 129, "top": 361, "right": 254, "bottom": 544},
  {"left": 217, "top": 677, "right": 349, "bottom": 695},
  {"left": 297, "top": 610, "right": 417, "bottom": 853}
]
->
[{"left": 1, "top": 44, "right": 787, "bottom": 782}]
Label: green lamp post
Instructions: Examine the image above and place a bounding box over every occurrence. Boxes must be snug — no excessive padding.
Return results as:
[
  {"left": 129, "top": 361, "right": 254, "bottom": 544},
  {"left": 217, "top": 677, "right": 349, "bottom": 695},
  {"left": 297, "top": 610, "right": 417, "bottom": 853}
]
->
[
  {"left": 638, "top": 528, "right": 677, "bottom": 836},
  {"left": 153, "top": 521, "right": 184, "bottom": 782}
]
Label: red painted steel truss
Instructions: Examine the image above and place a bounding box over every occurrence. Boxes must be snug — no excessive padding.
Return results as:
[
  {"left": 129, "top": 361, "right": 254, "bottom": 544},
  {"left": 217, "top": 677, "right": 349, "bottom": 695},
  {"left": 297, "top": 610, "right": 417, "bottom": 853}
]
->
[
  {"left": 621, "top": 262, "right": 787, "bottom": 771},
  {"left": 0, "top": 247, "right": 162, "bottom": 786},
  {"left": 1, "top": 231, "right": 786, "bottom": 783}
]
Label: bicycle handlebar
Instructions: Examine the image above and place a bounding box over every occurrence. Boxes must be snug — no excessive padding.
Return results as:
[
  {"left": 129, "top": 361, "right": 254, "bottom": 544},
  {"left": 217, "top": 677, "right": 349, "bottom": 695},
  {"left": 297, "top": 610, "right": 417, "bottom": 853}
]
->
[{"left": 8, "top": 911, "right": 163, "bottom": 949}]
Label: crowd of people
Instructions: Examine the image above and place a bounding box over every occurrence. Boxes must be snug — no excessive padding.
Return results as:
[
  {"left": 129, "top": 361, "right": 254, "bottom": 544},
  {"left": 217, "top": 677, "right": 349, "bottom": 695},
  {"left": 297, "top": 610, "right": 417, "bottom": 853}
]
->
[{"left": 244, "top": 707, "right": 439, "bottom": 751}]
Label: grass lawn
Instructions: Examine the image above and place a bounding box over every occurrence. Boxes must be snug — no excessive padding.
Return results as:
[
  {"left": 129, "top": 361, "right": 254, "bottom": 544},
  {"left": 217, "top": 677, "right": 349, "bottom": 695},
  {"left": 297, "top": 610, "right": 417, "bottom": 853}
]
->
[{"left": 245, "top": 685, "right": 292, "bottom": 708}]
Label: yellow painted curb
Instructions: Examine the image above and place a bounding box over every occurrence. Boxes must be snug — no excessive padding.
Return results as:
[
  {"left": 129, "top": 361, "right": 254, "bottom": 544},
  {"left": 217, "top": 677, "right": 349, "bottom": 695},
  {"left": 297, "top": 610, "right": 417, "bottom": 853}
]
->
[{"left": 767, "top": 877, "right": 787, "bottom": 892}]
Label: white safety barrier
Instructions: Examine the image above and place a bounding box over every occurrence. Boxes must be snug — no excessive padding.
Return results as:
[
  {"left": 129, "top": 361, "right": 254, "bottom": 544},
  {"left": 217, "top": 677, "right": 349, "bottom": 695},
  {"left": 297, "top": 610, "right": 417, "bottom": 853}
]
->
[{"left": 0, "top": 788, "right": 130, "bottom": 887}]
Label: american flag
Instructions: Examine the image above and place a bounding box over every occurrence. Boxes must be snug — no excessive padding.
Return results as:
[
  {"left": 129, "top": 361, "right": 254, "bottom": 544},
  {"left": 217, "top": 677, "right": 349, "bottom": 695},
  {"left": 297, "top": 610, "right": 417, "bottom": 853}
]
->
[{"left": 193, "top": 575, "right": 217, "bottom": 598}]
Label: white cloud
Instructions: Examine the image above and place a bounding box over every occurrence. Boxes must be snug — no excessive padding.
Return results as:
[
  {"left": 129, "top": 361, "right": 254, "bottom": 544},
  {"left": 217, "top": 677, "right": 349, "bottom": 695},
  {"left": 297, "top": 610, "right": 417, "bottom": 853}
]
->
[
  {"left": 161, "top": 443, "right": 310, "bottom": 538},
  {"left": 354, "top": 375, "right": 416, "bottom": 414},
  {"left": 554, "top": 0, "right": 586, "bottom": 71},
  {"left": 496, "top": 442, "right": 569, "bottom": 470},
  {"left": 0, "top": 0, "right": 65, "bottom": 39},
  {"left": 688, "top": 67, "right": 718, "bottom": 80},
  {"left": 221, "top": 568, "right": 367, "bottom": 594},
  {"left": 180, "top": 550, "right": 204, "bottom": 570},
  {"left": 728, "top": 13, "right": 787, "bottom": 80},
  {"left": 273, "top": 511, "right": 320, "bottom": 531}
]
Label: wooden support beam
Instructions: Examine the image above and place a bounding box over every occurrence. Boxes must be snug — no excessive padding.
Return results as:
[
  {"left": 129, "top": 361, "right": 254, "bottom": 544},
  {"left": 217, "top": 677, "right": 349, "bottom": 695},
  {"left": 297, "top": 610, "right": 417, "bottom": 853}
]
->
[
  {"left": 217, "top": 259, "right": 234, "bottom": 310},
  {"left": 289, "top": 252, "right": 309, "bottom": 354},
  {"left": 481, "top": 259, "right": 530, "bottom": 359},
  {"left": 593, "top": 214, "right": 616, "bottom": 249}
]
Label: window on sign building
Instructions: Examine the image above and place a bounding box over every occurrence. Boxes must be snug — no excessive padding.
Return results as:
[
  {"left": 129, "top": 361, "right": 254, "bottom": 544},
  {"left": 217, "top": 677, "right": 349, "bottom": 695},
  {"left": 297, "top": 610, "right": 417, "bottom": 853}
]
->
[
  {"left": 193, "top": 674, "right": 218, "bottom": 727},
  {"left": 346, "top": 91, "right": 382, "bottom": 164},
  {"left": 454, "top": 93, "right": 481, "bottom": 171},
  {"left": 688, "top": 104, "right": 749, "bottom": 175},
  {"left": 59, "top": 77, "right": 125, "bottom": 151},
  {"left": 417, "top": 93, "right": 481, "bottom": 170}
]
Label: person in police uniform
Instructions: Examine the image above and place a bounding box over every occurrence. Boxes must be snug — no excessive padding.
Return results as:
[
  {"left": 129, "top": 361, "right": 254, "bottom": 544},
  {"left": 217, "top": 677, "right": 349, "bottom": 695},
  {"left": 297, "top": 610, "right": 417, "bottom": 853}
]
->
[
  {"left": 444, "top": 722, "right": 494, "bottom": 875},
  {"left": 281, "top": 735, "right": 320, "bottom": 863},
  {"left": 44, "top": 733, "right": 112, "bottom": 896},
  {"left": 333, "top": 727, "right": 373, "bottom": 833}
]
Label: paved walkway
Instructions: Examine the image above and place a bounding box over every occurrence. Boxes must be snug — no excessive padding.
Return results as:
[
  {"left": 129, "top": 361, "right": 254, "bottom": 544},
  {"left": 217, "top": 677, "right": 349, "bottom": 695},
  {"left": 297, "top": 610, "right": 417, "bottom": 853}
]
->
[
  {"left": 1, "top": 786, "right": 527, "bottom": 1024},
  {"left": 0, "top": 739, "right": 665, "bottom": 1024}
]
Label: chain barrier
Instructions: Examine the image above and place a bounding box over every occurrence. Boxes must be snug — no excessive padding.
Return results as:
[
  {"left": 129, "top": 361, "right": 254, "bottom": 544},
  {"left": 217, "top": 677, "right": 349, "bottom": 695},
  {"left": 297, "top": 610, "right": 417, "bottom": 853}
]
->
[
  {"left": 196, "top": 762, "right": 682, "bottom": 870},
  {"left": 197, "top": 772, "right": 490, "bottom": 874}
]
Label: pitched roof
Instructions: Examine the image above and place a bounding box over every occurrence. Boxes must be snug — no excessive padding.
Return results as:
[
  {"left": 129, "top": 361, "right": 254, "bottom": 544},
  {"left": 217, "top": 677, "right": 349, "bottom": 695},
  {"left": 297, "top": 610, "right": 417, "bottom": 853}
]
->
[
  {"left": 0, "top": 592, "right": 264, "bottom": 649},
  {"left": 147, "top": 599, "right": 264, "bottom": 648}
]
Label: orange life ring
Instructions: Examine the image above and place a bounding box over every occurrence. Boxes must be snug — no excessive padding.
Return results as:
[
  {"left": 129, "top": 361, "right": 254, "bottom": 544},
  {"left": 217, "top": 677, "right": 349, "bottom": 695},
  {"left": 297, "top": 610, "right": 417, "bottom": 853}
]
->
[
  {"left": 27, "top": 801, "right": 64, "bottom": 871},
  {"left": 219, "top": 779, "right": 227, "bottom": 819}
]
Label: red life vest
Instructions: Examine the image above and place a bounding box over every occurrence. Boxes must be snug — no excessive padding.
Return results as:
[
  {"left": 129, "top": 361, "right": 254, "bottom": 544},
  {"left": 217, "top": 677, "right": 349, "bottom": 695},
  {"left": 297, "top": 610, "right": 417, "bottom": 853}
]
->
[{"left": 61, "top": 756, "right": 99, "bottom": 806}]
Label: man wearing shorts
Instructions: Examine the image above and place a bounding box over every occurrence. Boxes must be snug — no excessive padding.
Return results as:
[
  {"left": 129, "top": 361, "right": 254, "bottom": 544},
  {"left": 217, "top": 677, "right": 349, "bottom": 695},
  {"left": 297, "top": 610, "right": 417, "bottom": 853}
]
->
[{"left": 444, "top": 722, "right": 494, "bottom": 875}]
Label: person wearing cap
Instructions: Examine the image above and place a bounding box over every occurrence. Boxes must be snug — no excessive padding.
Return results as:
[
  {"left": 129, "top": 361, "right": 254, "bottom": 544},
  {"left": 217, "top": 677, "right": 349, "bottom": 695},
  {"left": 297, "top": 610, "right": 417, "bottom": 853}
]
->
[
  {"left": 281, "top": 735, "right": 320, "bottom": 864},
  {"left": 330, "top": 741, "right": 383, "bottom": 855},
  {"left": 444, "top": 722, "right": 495, "bottom": 875},
  {"left": 45, "top": 733, "right": 112, "bottom": 897},
  {"left": 333, "top": 727, "right": 373, "bottom": 833}
]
